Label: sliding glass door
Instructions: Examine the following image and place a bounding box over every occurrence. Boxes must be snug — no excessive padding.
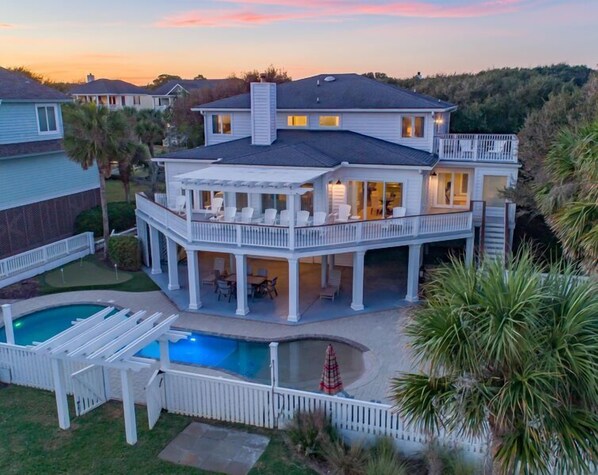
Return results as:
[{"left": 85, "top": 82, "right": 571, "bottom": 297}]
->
[{"left": 435, "top": 172, "right": 470, "bottom": 208}]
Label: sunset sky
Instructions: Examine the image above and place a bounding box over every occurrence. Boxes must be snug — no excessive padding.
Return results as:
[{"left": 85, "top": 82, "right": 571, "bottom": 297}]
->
[{"left": 1, "top": 0, "right": 596, "bottom": 84}]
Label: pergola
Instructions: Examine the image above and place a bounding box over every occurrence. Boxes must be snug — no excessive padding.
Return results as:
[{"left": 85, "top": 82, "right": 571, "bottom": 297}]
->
[{"left": 30, "top": 307, "right": 189, "bottom": 444}]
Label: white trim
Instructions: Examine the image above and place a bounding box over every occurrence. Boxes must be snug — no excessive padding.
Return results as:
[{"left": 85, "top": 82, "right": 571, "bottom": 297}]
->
[
  {"left": 195, "top": 107, "right": 457, "bottom": 113},
  {"left": 210, "top": 113, "right": 233, "bottom": 135},
  {"left": 35, "top": 103, "right": 60, "bottom": 135}
]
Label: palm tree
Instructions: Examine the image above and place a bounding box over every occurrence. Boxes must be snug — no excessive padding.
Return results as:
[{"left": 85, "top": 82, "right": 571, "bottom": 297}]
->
[
  {"left": 135, "top": 110, "right": 166, "bottom": 196},
  {"left": 536, "top": 120, "right": 598, "bottom": 274},
  {"left": 63, "top": 103, "right": 132, "bottom": 259},
  {"left": 391, "top": 250, "right": 598, "bottom": 474}
]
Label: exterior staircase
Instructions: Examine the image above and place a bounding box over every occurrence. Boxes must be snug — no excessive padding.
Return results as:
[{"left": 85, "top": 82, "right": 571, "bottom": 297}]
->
[
  {"left": 473, "top": 201, "right": 516, "bottom": 263},
  {"left": 483, "top": 219, "right": 506, "bottom": 260}
]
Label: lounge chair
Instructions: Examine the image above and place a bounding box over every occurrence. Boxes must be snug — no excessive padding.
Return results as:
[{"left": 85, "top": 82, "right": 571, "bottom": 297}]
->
[
  {"left": 313, "top": 211, "right": 327, "bottom": 226},
  {"left": 336, "top": 204, "right": 351, "bottom": 222},
  {"left": 222, "top": 207, "right": 237, "bottom": 222},
  {"left": 459, "top": 139, "right": 475, "bottom": 157},
  {"left": 263, "top": 208, "right": 277, "bottom": 225},
  {"left": 279, "top": 210, "right": 289, "bottom": 226},
  {"left": 296, "top": 210, "right": 310, "bottom": 227},
  {"left": 320, "top": 269, "right": 341, "bottom": 300},
  {"left": 392, "top": 206, "right": 406, "bottom": 218},
  {"left": 172, "top": 195, "right": 186, "bottom": 215},
  {"left": 241, "top": 207, "right": 254, "bottom": 223},
  {"left": 209, "top": 197, "right": 224, "bottom": 215}
]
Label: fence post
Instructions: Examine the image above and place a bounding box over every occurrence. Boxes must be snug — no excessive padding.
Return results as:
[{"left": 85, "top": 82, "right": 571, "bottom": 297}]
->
[
  {"left": 1, "top": 304, "right": 15, "bottom": 345},
  {"left": 87, "top": 232, "right": 96, "bottom": 254},
  {"left": 269, "top": 342, "right": 279, "bottom": 428}
]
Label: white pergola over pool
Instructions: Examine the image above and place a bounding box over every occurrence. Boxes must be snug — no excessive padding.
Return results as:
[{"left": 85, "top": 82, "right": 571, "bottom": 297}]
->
[{"left": 29, "top": 307, "right": 189, "bottom": 445}]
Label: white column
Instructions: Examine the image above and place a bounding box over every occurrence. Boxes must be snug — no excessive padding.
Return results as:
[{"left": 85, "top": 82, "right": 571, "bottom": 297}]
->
[
  {"left": 269, "top": 342, "right": 279, "bottom": 388},
  {"left": 235, "top": 253, "right": 249, "bottom": 316},
  {"left": 159, "top": 339, "right": 170, "bottom": 370},
  {"left": 185, "top": 188, "right": 192, "bottom": 238},
  {"left": 288, "top": 192, "right": 296, "bottom": 250},
  {"left": 187, "top": 250, "right": 201, "bottom": 310},
  {"left": 1, "top": 304, "right": 15, "bottom": 345},
  {"left": 329, "top": 254, "right": 335, "bottom": 275},
  {"left": 406, "top": 244, "right": 422, "bottom": 302},
  {"left": 465, "top": 236, "right": 474, "bottom": 267},
  {"left": 320, "top": 255, "right": 328, "bottom": 287},
  {"left": 120, "top": 369, "right": 138, "bottom": 445},
  {"left": 149, "top": 226, "right": 162, "bottom": 275},
  {"left": 51, "top": 358, "right": 70, "bottom": 430},
  {"left": 351, "top": 250, "right": 366, "bottom": 311},
  {"left": 287, "top": 257, "right": 300, "bottom": 322},
  {"left": 166, "top": 238, "right": 179, "bottom": 290}
]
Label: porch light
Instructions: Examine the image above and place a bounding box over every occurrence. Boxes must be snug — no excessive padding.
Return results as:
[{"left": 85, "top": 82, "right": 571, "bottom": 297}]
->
[
  {"left": 335, "top": 179, "right": 342, "bottom": 185},
  {"left": 434, "top": 115, "right": 444, "bottom": 125},
  {"left": 431, "top": 171, "right": 437, "bottom": 177}
]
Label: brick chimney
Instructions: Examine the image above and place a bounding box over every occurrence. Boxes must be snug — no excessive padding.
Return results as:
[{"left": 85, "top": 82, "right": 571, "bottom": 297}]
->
[
  {"left": 250, "top": 80, "right": 277, "bottom": 146},
  {"left": 86, "top": 73, "right": 95, "bottom": 83}
]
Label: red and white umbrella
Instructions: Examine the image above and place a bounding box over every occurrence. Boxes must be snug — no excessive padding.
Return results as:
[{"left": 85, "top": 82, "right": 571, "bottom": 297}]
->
[{"left": 319, "top": 344, "right": 343, "bottom": 395}]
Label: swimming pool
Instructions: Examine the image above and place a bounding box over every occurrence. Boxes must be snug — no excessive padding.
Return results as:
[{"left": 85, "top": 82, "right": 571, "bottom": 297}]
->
[{"left": 1, "top": 305, "right": 365, "bottom": 389}]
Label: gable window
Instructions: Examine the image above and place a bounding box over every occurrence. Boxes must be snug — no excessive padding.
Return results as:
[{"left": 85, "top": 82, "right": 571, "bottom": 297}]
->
[
  {"left": 287, "top": 115, "right": 308, "bottom": 127},
  {"left": 36, "top": 105, "right": 58, "bottom": 134},
  {"left": 401, "top": 116, "right": 425, "bottom": 138},
  {"left": 212, "top": 114, "right": 232, "bottom": 134},
  {"left": 319, "top": 115, "right": 340, "bottom": 127},
  {"left": 133, "top": 96, "right": 141, "bottom": 105}
]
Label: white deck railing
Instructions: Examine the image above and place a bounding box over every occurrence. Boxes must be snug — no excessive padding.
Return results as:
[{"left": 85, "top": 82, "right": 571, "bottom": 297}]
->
[
  {"left": 0, "top": 232, "right": 95, "bottom": 289},
  {"left": 435, "top": 134, "right": 518, "bottom": 162},
  {"left": 137, "top": 194, "right": 473, "bottom": 252}
]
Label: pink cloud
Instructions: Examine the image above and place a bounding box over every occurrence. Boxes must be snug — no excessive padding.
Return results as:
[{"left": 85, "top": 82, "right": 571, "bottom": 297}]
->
[
  {"left": 157, "top": 1, "right": 531, "bottom": 28},
  {"left": 0, "top": 23, "right": 15, "bottom": 29}
]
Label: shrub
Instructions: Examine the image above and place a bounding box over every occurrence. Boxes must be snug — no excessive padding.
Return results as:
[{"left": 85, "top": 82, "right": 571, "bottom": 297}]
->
[
  {"left": 324, "top": 440, "right": 367, "bottom": 475},
  {"left": 108, "top": 236, "right": 141, "bottom": 271},
  {"left": 75, "top": 202, "right": 136, "bottom": 237},
  {"left": 366, "top": 437, "right": 408, "bottom": 475},
  {"left": 286, "top": 410, "right": 335, "bottom": 459}
]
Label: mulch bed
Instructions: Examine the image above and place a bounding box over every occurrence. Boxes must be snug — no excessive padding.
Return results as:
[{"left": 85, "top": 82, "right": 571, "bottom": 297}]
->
[{"left": 0, "top": 279, "right": 40, "bottom": 300}]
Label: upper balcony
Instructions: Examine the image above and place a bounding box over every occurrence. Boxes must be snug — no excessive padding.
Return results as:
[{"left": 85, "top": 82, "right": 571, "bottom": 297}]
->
[{"left": 434, "top": 134, "right": 518, "bottom": 163}]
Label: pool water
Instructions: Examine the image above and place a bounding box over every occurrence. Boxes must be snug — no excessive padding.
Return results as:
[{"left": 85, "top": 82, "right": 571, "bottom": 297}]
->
[{"left": 1, "top": 305, "right": 365, "bottom": 389}]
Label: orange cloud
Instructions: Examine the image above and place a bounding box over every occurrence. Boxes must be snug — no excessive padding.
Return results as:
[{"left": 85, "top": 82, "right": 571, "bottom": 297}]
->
[{"left": 0, "top": 23, "right": 15, "bottom": 28}]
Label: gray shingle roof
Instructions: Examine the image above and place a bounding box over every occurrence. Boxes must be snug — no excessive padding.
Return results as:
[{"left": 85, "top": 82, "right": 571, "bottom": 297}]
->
[
  {"left": 0, "top": 67, "right": 70, "bottom": 102},
  {"left": 70, "top": 79, "right": 150, "bottom": 95},
  {"left": 197, "top": 73, "right": 454, "bottom": 110},
  {"left": 152, "top": 78, "right": 244, "bottom": 96},
  {"left": 0, "top": 139, "right": 64, "bottom": 159},
  {"left": 159, "top": 130, "right": 437, "bottom": 168}
]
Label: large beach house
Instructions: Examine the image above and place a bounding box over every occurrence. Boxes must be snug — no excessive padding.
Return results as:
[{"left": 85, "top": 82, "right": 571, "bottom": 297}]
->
[
  {"left": 0, "top": 68, "right": 100, "bottom": 258},
  {"left": 136, "top": 74, "right": 518, "bottom": 322}
]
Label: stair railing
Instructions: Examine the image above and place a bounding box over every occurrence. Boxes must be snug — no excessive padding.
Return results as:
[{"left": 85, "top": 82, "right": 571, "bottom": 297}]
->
[{"left": 470, "top": 200, "right": 486, "bottom": 260}]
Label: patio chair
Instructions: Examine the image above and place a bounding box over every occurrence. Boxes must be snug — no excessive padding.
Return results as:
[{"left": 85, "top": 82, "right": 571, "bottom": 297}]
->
[
  {"left": 489, "top": 139, "right": 508, "bottom": 157},
  {"left": 202, "top": 268, "right": 221, "bottom": 288},
  {"left": 216, "top": 280, "right": 233, "bottom": 302},
  {"left": 222, "top": 207, "right": 237, "bottom": 222},
  {"left": 261, "top": 277, "right": 279, "bottom": 299},
  {"left": 336, "top": 204, "right": 351, "bottom": 222},
  {"left": 459, "top": 139, "right": 475, "bottom": 156},
  {"left": 320, "top": 269, "right": 342, "bottom": 301},
  {"left": 279, "top": 210, "right": 289, "bottom": 226},
  {"left": 209, "top": 197, "right": 224, "bottom": 215},
  {"left": 214, "top": 257, "right": 226, "bottom": 274},
  {"left": 241, "top": 207, "right": 254, "bottom": 223},
  {"left": 172, "top": 195, "right": 186, "bottom": 215},
  {"left": 313, "top": 211, "right": 327, "bottom": 226},
  {"left": 296, "top": 210, "right": 310, "bottom": 227},
  {"left": 263, "top": 208, "right": 277, "bottom": 225},
  {"left": 392, "top": 206, "right": 406, "bottom": 218}
]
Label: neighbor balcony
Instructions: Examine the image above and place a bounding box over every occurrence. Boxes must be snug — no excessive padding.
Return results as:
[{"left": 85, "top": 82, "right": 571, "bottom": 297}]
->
[{"left": 434, "top": 134, "right": 518, "bottom": 163}]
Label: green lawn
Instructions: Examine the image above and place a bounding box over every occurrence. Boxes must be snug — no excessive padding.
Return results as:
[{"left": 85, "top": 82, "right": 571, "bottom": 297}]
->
[
  {"left": 0, "top": 385, "right": 315, "bottom": 475},
  {"left": 38, "top": 255, "right": 159, "bottom": 294},
  {"left": 105, "top": 178, "right": 151, "bottom": 203}
]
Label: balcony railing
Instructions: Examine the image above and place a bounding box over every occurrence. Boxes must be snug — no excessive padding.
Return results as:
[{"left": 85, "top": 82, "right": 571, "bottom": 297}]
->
[
  {"left": 435, "top": 134, "right": 518, "bottom": 162},
  {"left": 137, "top": 194, "right": 473, "bottom": 252}
]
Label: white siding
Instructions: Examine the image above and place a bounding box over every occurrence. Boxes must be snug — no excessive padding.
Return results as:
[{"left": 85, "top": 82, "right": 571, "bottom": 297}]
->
[
  {"left": 0, "top": 102, "right": 63, "bottom": 144},
  {"left": 205, "top": 111, "right": 251, "bottom": 145},
  {"left": 251, "top": 83, "right": 277, "bottom": 145},
  {"left": 472, "top": 165, "right": 519, "bottom": 217}
]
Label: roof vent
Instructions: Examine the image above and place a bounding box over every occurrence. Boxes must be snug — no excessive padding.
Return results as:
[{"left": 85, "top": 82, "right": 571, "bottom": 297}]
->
[{"left": 324, "top": 76, "right": 336, "bottom": 82}]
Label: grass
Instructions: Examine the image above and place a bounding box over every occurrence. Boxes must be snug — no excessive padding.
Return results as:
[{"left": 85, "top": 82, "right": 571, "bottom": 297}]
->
[
  {"left": 38, "top": 255, "right": 159, "bottom": 294},
  {"left": 105, "top": 178, "right": 151, "bottom": 203},
  {"left": 0, "top": 385, "right": 316, "bottom": 475}
]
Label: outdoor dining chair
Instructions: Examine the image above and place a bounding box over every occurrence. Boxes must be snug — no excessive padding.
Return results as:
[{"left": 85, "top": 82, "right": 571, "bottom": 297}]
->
[
  {"left": 296, "top": 210, "right": 310, "bottom": 227},
  {"left": 261, "top": 277, "right": 278, "bottom": 299},
  {"left": 216, "top": 279, "right": 233, "bottom": 302},
  {"left": 263, "top": 208, "right": 277, "bottom": 225}
]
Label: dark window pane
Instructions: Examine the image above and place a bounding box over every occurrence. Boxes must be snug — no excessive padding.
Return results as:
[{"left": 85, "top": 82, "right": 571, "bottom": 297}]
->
[
  {"left": 46, "top": 107, "right": 57, "bottom": 131},
  {"left": 37, "top": 106, "right": 48, "bottom": 132},
  {"left": 212, "top": 115, "right": 219, "bottom": 134}
]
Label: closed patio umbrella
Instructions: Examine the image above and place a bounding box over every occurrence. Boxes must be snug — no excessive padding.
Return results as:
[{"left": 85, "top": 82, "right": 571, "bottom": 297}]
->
[{"left": 319, "top": 344, "right": 343, "bottom": 395}]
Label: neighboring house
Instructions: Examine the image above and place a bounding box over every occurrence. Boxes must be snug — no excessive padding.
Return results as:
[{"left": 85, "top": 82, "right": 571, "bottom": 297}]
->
[
  {"left": 70, "top": 74, "right": 154, "bottom": 110},
  {"left": 138, "top": 73, "right": 518, "bottom": 321},
  {"left": 0, "top": 67, "right": 100, "bottom": 258},
  {"left": 152, "top": 78, "right": 244, "bottom": 111}
]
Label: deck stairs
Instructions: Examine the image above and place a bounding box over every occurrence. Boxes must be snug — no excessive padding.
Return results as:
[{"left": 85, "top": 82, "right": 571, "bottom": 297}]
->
[
  {"left": 483, "top": 219, "right": 506, "bottom": 261},
  {"left": 473, "top": 201, "right": 516, "bottom": 264}
]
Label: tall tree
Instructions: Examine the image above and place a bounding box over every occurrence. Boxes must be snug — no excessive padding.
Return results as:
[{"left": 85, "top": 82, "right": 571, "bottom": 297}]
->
[
  {"left": 63, "top": 104, "right": 134, "bottom": 258},
  {"left": 147, "top": 73, "right": 182, "bottom": 90},
  {"left": 134, "top": 109, "right": 166, "bottom": 195},
  {"left": 536, "top": 120, "right": 598, "bottom": 274},
  {"left": 391, "top": 251, "right": 598, "bottom": 474}
]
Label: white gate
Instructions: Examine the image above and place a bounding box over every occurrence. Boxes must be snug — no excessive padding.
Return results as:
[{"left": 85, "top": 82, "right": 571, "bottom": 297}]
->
[
  {"left": 72, "top": 365, "right": 107, "bottom": 416},
  {"left": 146, "top": 370, "right": 165, "bottom": 430}
]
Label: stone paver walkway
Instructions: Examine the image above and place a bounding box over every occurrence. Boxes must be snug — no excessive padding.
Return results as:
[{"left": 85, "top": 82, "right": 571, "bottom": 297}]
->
[{"left": 159, "top": 422, "right": 269, "bottom": 475}]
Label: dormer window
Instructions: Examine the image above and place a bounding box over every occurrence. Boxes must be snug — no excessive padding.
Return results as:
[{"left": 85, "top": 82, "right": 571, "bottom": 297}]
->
[
  {"left": 401, "top": 116, "right": 425, "bottom": 138},
  {"left": 36, "top": 105, "right": 58, "bottom": 134},
  {"left": 287, "top": 115, "right": 308, "bottom": 127},
  {"left": 212, "top": 114, "right": 232, "bottom": 134},
  {"left": 319, "top": 115, "right": 340, "bottom": 127}
]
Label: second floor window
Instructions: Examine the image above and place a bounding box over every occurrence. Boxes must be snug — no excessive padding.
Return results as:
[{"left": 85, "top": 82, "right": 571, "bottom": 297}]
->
[
  {"left": 319, "top": 115, "right": 340, "bottom": 127},
  {"left": 401, "top": 116, "right": 425, "bottom": 138},
  {"left": 36, "top": 105, "right": 58, "bottom": 133},
  {"left": 212, "top": 114, "right": 232, "bottom": 134},
  {"left": 287, "top": 115, "right": 307, "bottom": 127}
]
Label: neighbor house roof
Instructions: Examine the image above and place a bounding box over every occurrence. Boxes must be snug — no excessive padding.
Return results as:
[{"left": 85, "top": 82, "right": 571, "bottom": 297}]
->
[
  {"left": 0, "top": 67, "right": 70, "bottom": 102},
  {"left": 70, "top": 79, "right": 151, "bottom": 95},
  {"left": 158, "top": 130, "right": 437, "bottom": 168},
  {"left": 152, "top": 78, "right": 244, "bottom": 96},
  {"left": 0, "top": 139, "right": 64, "bottom": 159},
  {"left": 196, "top": 73, "right": 455, "bottom": 111}
]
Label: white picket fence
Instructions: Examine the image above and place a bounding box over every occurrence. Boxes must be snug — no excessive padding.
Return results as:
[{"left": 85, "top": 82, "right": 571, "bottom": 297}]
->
[
  {"left": 0, "top": 233, "right": 95, "bottom": 289},
  {"left": 0, "top": 343, "right": 486, "bottom": 459}
]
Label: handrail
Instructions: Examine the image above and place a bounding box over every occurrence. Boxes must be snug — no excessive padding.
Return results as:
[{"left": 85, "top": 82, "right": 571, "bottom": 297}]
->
[{"left": 435, "top": 134, "right": 518, "bottom": 162}]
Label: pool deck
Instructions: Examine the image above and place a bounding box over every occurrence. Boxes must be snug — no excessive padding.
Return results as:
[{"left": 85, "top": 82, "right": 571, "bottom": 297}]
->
[{"left": 2, "top": 289, "right": 418, "bottom": 403}]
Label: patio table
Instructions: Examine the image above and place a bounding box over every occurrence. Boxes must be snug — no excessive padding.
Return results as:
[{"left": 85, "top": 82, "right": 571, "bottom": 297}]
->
[{"left": 225, "top": 274, "right": 268, "bottom": 287}]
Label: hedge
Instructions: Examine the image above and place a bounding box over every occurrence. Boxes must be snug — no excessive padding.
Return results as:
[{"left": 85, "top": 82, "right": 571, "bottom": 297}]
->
[
  {"left": 108, "top": 236, "right": 142, "bottom": 271},
  {"left": 75, "top": 202, "right": 136, "bottom": 237}
]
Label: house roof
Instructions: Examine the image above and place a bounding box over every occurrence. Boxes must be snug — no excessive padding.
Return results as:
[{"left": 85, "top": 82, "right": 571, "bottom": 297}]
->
[
  {"left": 0, "top": 67, "right": 70, "bottom": 102},
  {"left": 158, "top": 130, "right": 437, "bottom": 168},
  {"left": 0, "top": 139, "right": 64, "bottom": 159},
  {"left": 152, "top": 78, "right": 244, "bottom": 96},
  {"left": 197, "top": 73, "right": 454, "bottom": 111},
  {"left": 70, "top": 79, "right": 151, "bottom": 95}
]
